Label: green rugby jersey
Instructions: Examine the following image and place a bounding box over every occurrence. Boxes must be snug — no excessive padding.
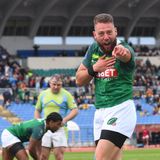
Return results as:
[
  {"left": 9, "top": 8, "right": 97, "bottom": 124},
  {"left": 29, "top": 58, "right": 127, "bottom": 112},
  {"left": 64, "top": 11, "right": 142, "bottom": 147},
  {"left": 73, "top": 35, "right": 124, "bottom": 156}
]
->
[
  {"left": 7, "top": 119, "right": 45, "bottom": 142},
  {"left": 35, "top": 88, "right": 77, "bottom": 118},
  {"left": 82, "top": 40, "right": 135, "bottom": 108}
]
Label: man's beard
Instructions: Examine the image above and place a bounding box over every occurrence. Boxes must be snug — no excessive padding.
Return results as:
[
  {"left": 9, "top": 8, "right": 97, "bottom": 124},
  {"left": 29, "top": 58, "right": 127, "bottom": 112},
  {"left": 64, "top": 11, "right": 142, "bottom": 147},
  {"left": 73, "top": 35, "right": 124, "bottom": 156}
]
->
[{"left": 100, "top": 39, "right": 116, "bottom": 52}]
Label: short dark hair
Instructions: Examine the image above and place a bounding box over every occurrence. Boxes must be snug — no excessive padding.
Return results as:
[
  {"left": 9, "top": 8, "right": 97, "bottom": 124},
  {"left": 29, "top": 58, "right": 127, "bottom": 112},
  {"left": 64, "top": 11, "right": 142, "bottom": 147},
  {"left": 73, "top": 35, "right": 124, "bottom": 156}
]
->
[
  {"left": 46, "top": 112, "right": 62, "bottom": 122},
  {"left": 93, "top": 13, "right": 114, "bottom": 26}
]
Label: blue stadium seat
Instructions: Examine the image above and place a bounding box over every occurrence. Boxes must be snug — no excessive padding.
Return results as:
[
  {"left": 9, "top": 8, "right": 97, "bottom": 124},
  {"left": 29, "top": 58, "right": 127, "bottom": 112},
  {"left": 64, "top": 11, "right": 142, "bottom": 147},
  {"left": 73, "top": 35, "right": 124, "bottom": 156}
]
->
[{"left": 8, "top": 103, "right": 35, "bottom": 121}]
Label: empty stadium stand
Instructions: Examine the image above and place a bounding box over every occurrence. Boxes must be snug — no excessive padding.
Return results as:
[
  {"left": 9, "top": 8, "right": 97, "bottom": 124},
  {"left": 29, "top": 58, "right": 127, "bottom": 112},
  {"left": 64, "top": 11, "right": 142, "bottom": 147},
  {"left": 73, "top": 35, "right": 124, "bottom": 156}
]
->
[{"left": 8, "top": 103, "right": 35, "bottom": 121}]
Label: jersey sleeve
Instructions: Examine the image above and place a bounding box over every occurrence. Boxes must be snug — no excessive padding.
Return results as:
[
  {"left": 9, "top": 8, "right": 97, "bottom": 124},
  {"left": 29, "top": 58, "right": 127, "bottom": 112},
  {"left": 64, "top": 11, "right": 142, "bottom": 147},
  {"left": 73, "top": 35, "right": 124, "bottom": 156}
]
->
[
  {"left": 31, "top": 125, "right": 44, "bottom": 140},
  {"left": 35, "top": 92, "right": 43, "bottom": 112},
  {"left": 66, "top": 91, "right": 77, "bottom": 110},
  {"left": 82, "top": 45, "right": 93, "bottom": 68}
]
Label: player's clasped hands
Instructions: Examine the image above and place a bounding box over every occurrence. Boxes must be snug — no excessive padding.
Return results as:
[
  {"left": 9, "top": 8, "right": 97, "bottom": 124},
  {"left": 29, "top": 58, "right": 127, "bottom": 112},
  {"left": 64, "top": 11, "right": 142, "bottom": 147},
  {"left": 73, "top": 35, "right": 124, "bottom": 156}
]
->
[{"left": 93, "top": 55, "right": 116, "bottom": 72}]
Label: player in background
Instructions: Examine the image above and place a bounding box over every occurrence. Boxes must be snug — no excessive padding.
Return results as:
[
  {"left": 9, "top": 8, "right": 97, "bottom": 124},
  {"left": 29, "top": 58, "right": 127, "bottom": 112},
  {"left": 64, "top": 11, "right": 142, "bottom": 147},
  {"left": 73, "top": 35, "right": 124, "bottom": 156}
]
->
[
  {"left": 1, "top": 112, "right": 62, "bottom": 160},
  {"left": 76, "top": 13, "right": 137, "bottom": 160},
  {"left": 34, "top": 74, "right": 78, "bottom": 160}
]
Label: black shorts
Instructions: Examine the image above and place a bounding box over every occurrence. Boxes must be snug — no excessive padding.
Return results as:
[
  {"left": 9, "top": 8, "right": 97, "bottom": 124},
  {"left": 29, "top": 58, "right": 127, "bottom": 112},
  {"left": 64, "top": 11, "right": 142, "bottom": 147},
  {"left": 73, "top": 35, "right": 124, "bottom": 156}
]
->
[
  {"left": 9, "top": 142, "right": 25, "bottom": 156},
  {"left": 98, "top": 130, "right": 128, "bottom": 148}
]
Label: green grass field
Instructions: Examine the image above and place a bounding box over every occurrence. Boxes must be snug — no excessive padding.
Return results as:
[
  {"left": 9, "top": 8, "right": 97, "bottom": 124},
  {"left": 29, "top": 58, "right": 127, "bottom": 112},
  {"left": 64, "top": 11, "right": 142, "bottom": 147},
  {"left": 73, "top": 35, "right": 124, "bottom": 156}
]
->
[
  {"left": 46, "top": 149, "right": 160, "bottom": 160},
  {"left": 1, "top": 148, "right": 160, "bottom": 160}
]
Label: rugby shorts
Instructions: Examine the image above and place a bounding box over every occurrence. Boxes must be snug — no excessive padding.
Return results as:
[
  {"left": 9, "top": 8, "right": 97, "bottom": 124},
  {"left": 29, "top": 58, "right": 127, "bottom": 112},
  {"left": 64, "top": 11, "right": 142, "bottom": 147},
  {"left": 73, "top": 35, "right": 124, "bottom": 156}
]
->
[
  {"left": 41, "top": 127, "right": 67, "bottom": 148},
  {"left": 94, "top": 99, "right": 137, "bottom": 141}
]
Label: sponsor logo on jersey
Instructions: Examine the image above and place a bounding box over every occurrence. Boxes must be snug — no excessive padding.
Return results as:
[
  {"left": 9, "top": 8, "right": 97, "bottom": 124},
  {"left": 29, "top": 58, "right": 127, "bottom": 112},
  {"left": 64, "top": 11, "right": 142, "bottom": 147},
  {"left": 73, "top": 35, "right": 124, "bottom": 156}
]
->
[
  {"left": 91, "top": 53, "right": 100, "bottom": 64},
  {"left": 92, "top": 53, "right": 100, "bottom": 59},
  {"left": 96, "top": 68, "right": 118, "bottom": 78},
  {"left": 107, "top": 117, "right": 118, "bottom": 126}
]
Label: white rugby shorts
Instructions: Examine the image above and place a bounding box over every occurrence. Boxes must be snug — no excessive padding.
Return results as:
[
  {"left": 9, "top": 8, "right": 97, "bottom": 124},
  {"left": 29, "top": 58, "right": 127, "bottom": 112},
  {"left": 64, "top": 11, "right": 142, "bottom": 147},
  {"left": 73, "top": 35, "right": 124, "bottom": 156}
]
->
[
  {"left": 94, "top": 99, "right": 137, "bottom": 141},
  {"left": 42, "top": 127, "right": 67, "bottom": 148},
  {"left": 1, "top": 129, "right": 21, "bottom": 148}
]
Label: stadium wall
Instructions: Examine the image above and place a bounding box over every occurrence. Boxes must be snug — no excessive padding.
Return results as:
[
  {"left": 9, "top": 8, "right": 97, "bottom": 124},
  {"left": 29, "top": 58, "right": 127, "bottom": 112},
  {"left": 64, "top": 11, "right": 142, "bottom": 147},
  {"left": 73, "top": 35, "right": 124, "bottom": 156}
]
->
[
  {"left": 136, "top": 56, "right": 160, "bottom": 66},
  {"left": 27, "top": 57, "right": 83, "bottom": 69},
  {"left": 27, "top": 56, "right": 160, "bottom": 69},
  {"left": 136, "top": 124, "right": 160, "bottom": 132},
  {"left": 0, "top": 36, "right": 88, "bottom": 55},
  {"left": 0, "top": 36, "right": 33, "bottom": 55}
]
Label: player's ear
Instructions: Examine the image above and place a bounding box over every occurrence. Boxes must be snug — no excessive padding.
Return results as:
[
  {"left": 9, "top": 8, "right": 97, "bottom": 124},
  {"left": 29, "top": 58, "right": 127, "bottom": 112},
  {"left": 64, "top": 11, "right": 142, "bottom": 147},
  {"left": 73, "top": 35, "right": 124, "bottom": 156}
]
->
[{"left": 93, "top": 31, "right": 97, "bottom": 40}]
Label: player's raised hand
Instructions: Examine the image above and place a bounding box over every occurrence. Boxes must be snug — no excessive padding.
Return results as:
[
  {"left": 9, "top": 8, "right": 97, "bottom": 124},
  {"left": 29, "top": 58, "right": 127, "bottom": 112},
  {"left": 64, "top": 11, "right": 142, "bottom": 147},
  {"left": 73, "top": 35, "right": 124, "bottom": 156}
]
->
[
  {"left": 93, "top": 55, "right": 116, "bottom": 72},
  {"left": 112, "top": 45, "right": 127, "bottom": 57},
  {"left": 112, "top": 45, "right": 131, "bottom": 62}
]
